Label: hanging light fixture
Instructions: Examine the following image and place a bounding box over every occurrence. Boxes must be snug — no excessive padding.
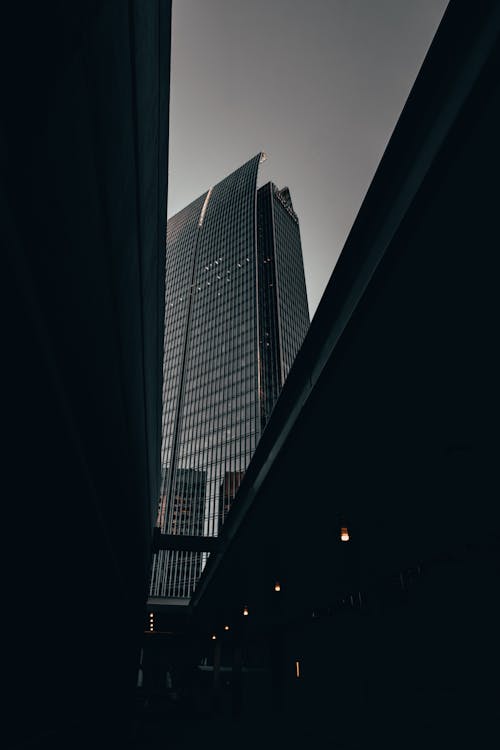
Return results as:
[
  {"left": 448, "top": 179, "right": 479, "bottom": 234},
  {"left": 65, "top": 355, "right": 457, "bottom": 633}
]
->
[
  {"left": 243, "top": 606, "right": 249, "bottom": 616},
  {"left": 340, "top": 526, "right": 350, "bottom": 542},
  {"left": 274, "top": 581, "right": 281, "bottom": 592}
]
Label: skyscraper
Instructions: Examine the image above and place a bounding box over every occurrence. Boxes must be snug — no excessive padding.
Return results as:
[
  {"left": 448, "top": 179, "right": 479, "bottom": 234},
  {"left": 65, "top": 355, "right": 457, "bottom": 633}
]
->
[{"left": 150, "top": 154, "right": 309, "bottom": 598}]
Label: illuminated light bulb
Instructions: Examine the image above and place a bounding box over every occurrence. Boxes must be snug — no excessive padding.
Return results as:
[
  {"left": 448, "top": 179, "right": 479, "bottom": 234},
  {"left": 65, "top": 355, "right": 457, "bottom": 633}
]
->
[
  {"left": 211, "top": 635, "right": 216, "bottom": 640},
  {"left": 274, "top": 582, "right": 281, "bottom": 592},
  {"left": 340, "top": 526, "right": 350, "bottom": 542},
  {"left": 243, "top": 606, "right": 249, "bottom": 616},
  {"left": 224, "top": 625, "right": 229, "bottom": 631},
  {"left": 295, "top": 660, "right": 300, "bottom": 678}
]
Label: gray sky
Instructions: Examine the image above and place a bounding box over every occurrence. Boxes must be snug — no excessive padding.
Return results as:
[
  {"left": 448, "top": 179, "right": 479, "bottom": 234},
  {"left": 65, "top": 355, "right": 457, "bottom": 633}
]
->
[{"left": 168, "top": 0, "right": 449, "bottom": 317}]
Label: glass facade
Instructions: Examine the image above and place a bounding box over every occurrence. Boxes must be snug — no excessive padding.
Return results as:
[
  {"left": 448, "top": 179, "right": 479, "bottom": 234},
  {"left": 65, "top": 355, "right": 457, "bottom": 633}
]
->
[
  {"left": 150, "top": 155, "right": 309, "bottom": 598},
  {"left": 257, "top": 182, "right": 310, "bottom": 427}
]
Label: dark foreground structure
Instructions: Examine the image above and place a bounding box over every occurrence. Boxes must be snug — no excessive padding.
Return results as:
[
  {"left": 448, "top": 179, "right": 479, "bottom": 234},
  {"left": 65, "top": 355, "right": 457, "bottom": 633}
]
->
[
  {"left": 142, "top": 2, "right": 500, "bottom": 748},
  {"left": 1, "top": 2, "right": 171, "bottom": 747}
]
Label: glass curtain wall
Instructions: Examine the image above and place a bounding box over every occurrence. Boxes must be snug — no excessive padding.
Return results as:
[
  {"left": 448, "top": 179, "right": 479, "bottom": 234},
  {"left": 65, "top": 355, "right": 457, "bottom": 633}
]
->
[
  {"left": 151, "top": 155, "right": 262, "bottom": 597},
  {"left": 150, "top": 157, "right": 310, "bottom": 598}
]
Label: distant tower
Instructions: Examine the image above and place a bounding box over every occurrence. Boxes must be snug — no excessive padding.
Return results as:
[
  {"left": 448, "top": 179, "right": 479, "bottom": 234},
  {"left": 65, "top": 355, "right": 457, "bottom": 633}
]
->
[{"left": 150, "top": 154, "right": 309, "bottom": 598}]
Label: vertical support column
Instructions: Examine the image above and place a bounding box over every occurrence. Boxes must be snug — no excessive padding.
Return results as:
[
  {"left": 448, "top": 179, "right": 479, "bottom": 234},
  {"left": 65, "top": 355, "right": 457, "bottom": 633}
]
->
[
  {"left": 212, "top": 639, "right": 221, "bottom": 712},
  {"left": 232, "top": 645, "right": 243, "bottom": 717},
  {"left": 270, "top": 628, "right": 285, "bottom": 713}
]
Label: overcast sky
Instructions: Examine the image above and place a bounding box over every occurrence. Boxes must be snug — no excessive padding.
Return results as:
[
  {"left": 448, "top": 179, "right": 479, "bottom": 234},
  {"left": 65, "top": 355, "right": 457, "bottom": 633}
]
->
[{"left": 167, "top": 0, "right": 449, "bottom": 317}]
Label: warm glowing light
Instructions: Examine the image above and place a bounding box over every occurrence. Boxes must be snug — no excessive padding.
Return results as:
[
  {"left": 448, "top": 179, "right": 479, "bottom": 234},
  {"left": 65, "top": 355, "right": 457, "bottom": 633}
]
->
[
  {"left": 340, "top": 526, "right": 350, "bottom": 542},
  {"left": 224, "top": 625, "right": 230, "bottom": 631},
  {"left": 274, "top": 582, "right": 281, "bottom": 592},
  {"left": 211, "top": 635, "right": 216, "bottom": 640},
  {"left": 243, "top": 606, "right": 249, "bottom": 616},
  {"left": 295, "top": 660, "right": 300, "bottom": 678}
]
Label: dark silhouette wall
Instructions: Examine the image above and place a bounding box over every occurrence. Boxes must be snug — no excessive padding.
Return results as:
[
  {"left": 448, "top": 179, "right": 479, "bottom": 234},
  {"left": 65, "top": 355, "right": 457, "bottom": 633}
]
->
[{"left": 1, "top": 2, "right": 171, "bottom": 746}]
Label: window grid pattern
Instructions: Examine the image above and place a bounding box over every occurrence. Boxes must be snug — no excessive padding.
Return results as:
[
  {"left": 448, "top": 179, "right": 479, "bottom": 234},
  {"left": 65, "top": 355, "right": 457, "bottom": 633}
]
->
[
  {"left": 150, "top": 155, "right": 262, "bottom": 598},
  {"left": 257, "top": 183, "right": 282, "bottom": 428},
  {"left": 257, "top": 182, "right": 310, "bottom": 427},
  {"left": 272, "top": 186, "right": 310, "bottom": 378},
  {"left": 150, "top": 163, "right": 310, "bottom": 600},
  {"left": 150, "top": 193, "right": 207, "bottom": 593}
]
